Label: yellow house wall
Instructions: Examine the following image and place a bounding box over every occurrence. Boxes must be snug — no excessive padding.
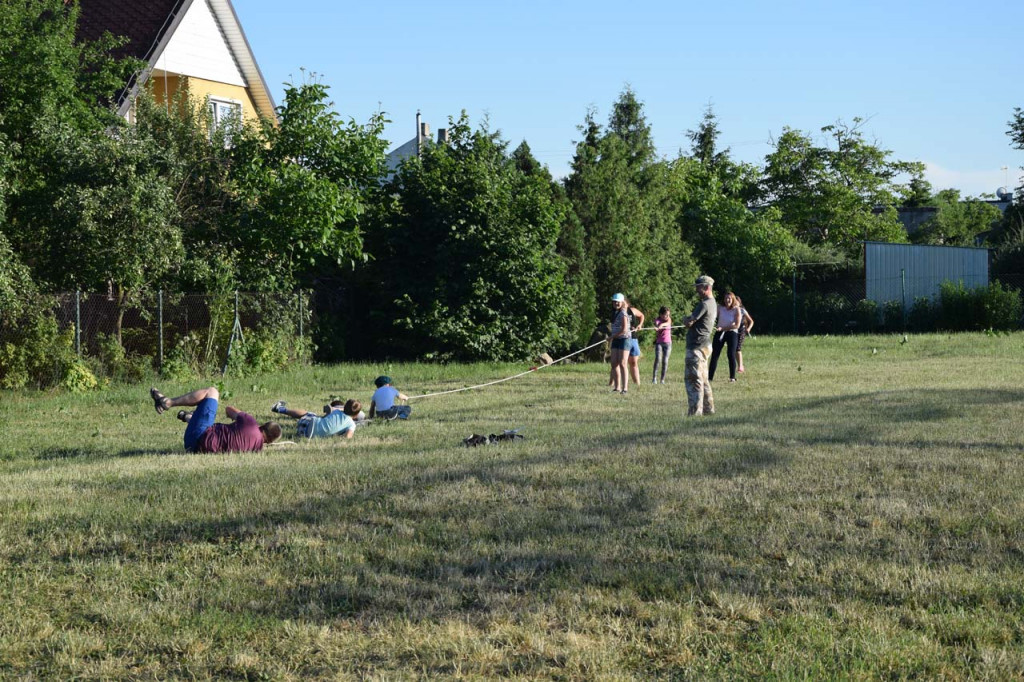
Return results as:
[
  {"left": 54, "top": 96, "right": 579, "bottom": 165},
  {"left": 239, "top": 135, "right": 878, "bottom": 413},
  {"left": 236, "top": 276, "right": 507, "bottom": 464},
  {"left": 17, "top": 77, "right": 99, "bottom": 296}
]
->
[{"left": 182, "top": 76, "right": 264, "bottom": 125}]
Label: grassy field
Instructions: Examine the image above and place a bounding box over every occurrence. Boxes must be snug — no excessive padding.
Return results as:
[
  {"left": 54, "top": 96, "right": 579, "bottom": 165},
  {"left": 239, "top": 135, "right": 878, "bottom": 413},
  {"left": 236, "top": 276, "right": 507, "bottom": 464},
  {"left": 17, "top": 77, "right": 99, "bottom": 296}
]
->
[{"left": 1, "top": 333, "right": 1023, "bottom": 679}]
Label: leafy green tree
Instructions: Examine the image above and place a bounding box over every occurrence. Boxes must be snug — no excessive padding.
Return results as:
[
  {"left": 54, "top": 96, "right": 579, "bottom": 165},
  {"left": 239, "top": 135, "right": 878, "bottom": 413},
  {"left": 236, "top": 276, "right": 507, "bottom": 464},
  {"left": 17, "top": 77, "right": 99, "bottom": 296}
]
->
[
  {"left": 513, "top": 141, "right": 597, "bottom": 349},
  {"left": 762, "top": 119, "right": 922, "bottom": 254},
  {"left": 14, "top": 118, "right": 185, "bottom": 342},
  {"left": 911, "top": 189, "right": 1002, "bottom": 246},
  {"left": 368, "top": 114, "right": 574, "bottom": 361},
  {"left": 131, "top": 92, "right": 238, "bottom": 291},
  {"left": 0, "top": 0, "right": 139, "bottom": 213},
  {"left": 676, "top": 158, "right": 795, "bottom": 305},
  {"left": 225, "top": 80, "right": 388, "bottom": 291},
  {"left": 903, "top": 172, "right": 934, "bottom": 208},
  {"left": 688, "top": 104, "right": 730, "bottom": 171},
  {"left": 566, "top": 90, "right": 698, "bottom": 323}
]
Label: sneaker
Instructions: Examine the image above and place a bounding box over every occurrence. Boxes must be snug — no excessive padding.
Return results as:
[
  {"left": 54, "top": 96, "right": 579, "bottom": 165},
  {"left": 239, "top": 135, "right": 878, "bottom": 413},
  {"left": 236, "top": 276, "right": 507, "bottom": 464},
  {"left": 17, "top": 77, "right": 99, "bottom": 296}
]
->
[
  {"left": 271, "top": 400, "right": 287, "bottom": 414},
  {"left": 652, "top": 379, "right": 657, "bottom": 385},
  {"left": 729, "top": 378, "right": 737, "bottom": 382}
]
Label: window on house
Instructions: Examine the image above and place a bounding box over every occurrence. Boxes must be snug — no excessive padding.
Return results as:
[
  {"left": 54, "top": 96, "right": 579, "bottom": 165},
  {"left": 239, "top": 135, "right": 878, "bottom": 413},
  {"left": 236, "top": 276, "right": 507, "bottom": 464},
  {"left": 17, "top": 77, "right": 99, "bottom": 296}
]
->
[{"left": 208, "top": 97, "right": 242, "bottom": 144}]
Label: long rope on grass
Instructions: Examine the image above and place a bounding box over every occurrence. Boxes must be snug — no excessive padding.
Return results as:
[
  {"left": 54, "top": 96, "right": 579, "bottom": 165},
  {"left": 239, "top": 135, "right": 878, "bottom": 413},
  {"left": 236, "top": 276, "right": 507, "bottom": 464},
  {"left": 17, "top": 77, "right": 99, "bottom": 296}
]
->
[{"left": 405, "top": 325, "right": 689, "bottom": 401}]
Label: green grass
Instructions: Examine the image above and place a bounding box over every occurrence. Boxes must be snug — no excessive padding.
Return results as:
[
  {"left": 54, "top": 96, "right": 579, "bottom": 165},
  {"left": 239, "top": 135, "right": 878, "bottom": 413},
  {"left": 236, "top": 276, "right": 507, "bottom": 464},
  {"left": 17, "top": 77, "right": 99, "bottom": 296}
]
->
[{"left": 1, "top": 333, "right": 1023, "bottom": 679}]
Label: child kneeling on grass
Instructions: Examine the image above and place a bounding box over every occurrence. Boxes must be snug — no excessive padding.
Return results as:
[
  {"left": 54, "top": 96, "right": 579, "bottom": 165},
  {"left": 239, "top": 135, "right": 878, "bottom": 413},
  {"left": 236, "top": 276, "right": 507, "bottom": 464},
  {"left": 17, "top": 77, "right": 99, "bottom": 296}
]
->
[
  {"left": 369, "top": 375, "right": 411, "bottom": 420},
  {"left": 272, "top": 399, "right": 362, "bottom": 439}
]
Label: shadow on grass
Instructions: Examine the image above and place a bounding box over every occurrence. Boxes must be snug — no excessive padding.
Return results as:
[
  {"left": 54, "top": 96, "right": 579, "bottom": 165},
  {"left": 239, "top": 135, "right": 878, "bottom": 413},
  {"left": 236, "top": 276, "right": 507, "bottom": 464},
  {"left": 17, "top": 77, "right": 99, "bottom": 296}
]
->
[
  {"left": 35, "top": 385, "right": 1024, "bottom": 625},
  {"left": 36, "top": 446, "right": 174, "bottom": 460}
]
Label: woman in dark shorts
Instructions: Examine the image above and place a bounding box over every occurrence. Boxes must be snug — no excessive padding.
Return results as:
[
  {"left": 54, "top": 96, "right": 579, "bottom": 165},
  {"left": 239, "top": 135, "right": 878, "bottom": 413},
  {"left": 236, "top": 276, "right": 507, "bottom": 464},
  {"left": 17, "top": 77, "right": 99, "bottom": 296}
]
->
[{"left": 609, "top": 293, "right": 632, "bottom": 394}]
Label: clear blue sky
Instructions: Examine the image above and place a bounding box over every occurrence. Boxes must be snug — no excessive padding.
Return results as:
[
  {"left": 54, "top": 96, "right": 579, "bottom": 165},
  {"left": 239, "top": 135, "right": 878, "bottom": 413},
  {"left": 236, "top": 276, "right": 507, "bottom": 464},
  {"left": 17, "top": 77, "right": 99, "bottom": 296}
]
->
[{"left": 234, "top": 0, "right": 1022, "bottom": 196}]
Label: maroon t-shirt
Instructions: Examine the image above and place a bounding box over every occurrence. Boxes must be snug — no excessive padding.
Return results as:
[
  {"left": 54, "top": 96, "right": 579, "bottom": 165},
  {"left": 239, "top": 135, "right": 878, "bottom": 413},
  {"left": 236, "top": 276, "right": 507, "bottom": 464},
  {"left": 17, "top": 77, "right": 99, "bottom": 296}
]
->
[{"left": 197, "top": 412, "right": 264, "bottom": 453}]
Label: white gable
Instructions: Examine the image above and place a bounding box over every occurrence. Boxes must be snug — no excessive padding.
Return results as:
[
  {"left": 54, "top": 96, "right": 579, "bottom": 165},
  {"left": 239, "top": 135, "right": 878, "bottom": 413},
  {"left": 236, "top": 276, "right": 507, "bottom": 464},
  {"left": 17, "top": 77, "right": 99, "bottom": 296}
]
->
[{"left": 155, "top": 0, "right": 245, "bottom": 86}]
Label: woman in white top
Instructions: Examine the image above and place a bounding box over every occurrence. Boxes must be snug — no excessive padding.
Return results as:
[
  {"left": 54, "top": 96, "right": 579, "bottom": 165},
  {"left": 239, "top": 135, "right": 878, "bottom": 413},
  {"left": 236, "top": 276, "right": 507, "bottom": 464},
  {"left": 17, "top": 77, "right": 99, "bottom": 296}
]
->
[{"left": 708, "top": 291, "right": 742, "bottom": 382}]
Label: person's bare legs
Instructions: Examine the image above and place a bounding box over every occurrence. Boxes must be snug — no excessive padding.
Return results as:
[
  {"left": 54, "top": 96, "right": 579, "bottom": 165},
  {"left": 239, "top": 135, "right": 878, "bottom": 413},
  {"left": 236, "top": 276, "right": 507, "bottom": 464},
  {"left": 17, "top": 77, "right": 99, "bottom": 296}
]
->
[
  {"left": 160, "top": 386, "right": 219, "bottom": 410},
  {"left": 629, "top": 355, "right": 641, "bottom": 385},
  {"left": 279, "top": 407, "right": 311, "bottom": 419},
  {"left": 613, "top": 351, "right": 629, "bottom": 393}
]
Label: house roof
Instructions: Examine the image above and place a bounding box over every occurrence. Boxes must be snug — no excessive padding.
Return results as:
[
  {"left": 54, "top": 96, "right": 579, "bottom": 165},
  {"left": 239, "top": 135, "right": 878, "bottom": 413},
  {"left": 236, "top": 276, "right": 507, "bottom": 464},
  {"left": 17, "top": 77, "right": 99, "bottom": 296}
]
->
[{"left": 75, "top": 0, "right": 277, "bottom": 121}]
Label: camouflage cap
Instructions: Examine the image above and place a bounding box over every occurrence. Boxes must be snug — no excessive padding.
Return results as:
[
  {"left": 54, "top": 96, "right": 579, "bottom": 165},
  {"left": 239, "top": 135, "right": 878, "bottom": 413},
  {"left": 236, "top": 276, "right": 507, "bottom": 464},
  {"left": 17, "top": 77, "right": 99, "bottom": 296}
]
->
[{"left": 695, "top": 275, "right": 714, "bottom": 287}]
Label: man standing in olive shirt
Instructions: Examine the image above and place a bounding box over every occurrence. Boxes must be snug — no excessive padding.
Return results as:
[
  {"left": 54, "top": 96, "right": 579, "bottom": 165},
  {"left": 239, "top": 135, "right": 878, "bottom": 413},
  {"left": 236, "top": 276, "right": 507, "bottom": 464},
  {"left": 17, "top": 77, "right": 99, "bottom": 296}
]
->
[{"left": 681, "top": 275, "right": 717, "bottom": 416}]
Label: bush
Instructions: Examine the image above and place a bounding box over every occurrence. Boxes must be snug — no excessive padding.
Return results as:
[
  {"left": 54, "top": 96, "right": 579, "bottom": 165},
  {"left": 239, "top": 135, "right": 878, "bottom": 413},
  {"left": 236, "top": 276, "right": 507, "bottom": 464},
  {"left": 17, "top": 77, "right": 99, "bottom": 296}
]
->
[
  {"left": 938, "top": 280, "right": 1023, "bottom": 331},
  {"left": 160, "top": 334, "right": 202, "bottom": 381},
  {"left": 0, "top": 304, "right": 79, "bottom": 389},
  {"left": 94, "top": 333, "right": 151, "bottom": 384},
  {"left": 802, "top": 292, "right": 852, "bottom": 334},
  {"left": 61, "top": 359, "right": 99, "bottom": 393},
  {"left": 852, "top": 299, "right": 880, "bottom": 333},
  {"left": 225, "top": 327, "right": 312, "bottom": 377},
  {"left": 882, "top": 300, "right": 904, "bottom": 331},
  {"left": 907, "top": 296, "right": 938, "bottom": 332},
  {"left": 978, "top": 281, "right": 1022, "bottom": 330}
]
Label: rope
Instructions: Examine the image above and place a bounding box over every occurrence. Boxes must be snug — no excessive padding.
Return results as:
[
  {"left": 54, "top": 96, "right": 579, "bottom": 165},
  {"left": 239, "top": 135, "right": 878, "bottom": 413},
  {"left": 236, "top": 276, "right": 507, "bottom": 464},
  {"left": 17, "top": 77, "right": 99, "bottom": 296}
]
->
[{"left": 404, "top": 324, "right": 689, "bottom": 401}]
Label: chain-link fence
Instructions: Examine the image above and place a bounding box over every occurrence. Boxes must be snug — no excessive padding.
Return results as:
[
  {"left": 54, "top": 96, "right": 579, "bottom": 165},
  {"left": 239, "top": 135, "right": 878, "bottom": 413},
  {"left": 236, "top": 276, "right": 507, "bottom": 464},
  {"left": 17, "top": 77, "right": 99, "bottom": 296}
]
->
[{"left": 1, "top": 291, "right": 311, "bottom": 388}]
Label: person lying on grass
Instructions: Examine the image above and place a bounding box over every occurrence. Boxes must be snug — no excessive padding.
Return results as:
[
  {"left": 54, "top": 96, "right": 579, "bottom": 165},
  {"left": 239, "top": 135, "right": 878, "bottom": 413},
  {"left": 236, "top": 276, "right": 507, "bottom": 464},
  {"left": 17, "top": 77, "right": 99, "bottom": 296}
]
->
[
  {"left": 150, "top": 386, "right": 281, "bottom": 453},
  {"left": 369, "top": 375, "right": 411, "bottom": 420},
  {"left": 270, "top": 399, "right": 363, "bottom": 439}
]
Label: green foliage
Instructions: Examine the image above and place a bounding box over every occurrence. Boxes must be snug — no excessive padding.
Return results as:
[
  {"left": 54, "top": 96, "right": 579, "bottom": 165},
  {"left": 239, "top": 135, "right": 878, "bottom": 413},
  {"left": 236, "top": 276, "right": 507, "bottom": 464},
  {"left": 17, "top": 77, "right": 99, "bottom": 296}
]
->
[
  {"left": 566, "top": 92, "right": 699, "bottom": 324},
  {"left": 676, "top": 159, "right": 794, "bottom": 308},
  {"left": 60, "top": 358, "right": 99, "bottom": 393},
  {"left": 513, "top": 141, "right": 597, "bottom": 351},
  {"left": 882, "top": 300, "right": 904, "bottom": 330},
  {"left": 762, "top": 119, "right": 921, "bottom": 254},
  {"left": 911, "top": 189, "right": 1002, "bottom": 246},
  {"left": 160, "top": 334, "right": 202, "bottom": 382},
  {"left": 907, "top": 296, "right": 938, "bottom": 332},
  {"left": 367, "top": 114, "right": 574, "bottom": 361},
  {"left": 0, "top": 312, "right": 78, "bottom": 389},
  {"left": 902, "top": 171, "right": 934, "bottom": 208},
  {"left": 13, "top": 118, "right": 185, "bottom": 296},
  {"left": 93, "top": 333, "right": 151, "bottom": 384},
  {"left": 938, "top": 280, "right": 1022, "bottom": 331},
  {"left": 225, "top": 80, "right": 388, "bottom": 291},
  {"left": 227, "top": 328, "right": 299, "bottom": 377}
]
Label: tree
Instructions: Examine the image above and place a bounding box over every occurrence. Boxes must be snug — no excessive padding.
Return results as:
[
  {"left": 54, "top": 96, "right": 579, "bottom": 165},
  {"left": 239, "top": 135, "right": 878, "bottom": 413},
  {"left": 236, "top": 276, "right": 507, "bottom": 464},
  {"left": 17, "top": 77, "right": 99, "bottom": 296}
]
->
[
  {"left": 13, "top": 118, "right": 185, "bottom": 342},
  {"left": 911, "top": 189, "right": 1002, "bottom": 246},
  {"left": 225, "top": 80, "right": 388, "bottom": 291},
  {"left": 566, "top": 90, "right": 698, "bottom": 323},
  {"left": 0, "top": 0, "right": 139, "bottom": 207},
  {"left": 687, "top": 104, "right": 730, "bottom": 171},
  {"left": 676, "top": 157, "right": 795, "bottom": 305},
  {"left": 365, "top": 114, "right": 574, "bottom": 361},
  {"left": 513, "top": 141, "right": 597, "bottom": 350},
  {"left": 903, "top": 172, "right": 934, "bottom": 208},
  {"left": 762, "top": 119, "right": 922, "bottom": 254}
]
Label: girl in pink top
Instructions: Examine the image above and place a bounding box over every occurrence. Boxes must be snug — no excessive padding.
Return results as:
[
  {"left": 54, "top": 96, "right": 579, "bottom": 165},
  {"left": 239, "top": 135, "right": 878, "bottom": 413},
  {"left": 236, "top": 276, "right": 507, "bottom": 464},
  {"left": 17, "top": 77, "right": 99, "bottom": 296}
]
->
[{"left": 651, "top": 307, "right": 672, "bottom": 384}]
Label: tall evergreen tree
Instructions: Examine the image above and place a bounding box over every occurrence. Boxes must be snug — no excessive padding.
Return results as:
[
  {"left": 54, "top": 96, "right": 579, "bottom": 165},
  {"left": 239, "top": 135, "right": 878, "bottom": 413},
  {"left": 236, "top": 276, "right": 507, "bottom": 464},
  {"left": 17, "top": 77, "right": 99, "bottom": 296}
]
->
[{"left": 566, "top": 89, "right": 698, "bottom": 324}]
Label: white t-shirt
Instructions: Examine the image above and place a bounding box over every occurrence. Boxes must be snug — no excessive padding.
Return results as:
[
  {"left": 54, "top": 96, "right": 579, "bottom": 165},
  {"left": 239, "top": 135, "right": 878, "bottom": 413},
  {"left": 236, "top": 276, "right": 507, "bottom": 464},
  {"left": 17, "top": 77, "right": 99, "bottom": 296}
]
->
[{"left": 717, "top": 306, "right": 741, "bottom": 330}]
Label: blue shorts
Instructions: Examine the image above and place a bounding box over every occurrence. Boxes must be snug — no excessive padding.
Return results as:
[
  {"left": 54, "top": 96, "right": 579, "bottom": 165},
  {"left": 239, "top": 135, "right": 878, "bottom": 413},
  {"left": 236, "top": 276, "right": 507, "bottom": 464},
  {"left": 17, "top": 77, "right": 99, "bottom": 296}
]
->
[
  {"left": 184, "top": 397, "right": 218, "bottom": 452},
  {"left": 610, "top": 337, "right": 629, "bottom": 351},
  {"left": 629, "top": 339, "right": 641, "bottom": 357}
]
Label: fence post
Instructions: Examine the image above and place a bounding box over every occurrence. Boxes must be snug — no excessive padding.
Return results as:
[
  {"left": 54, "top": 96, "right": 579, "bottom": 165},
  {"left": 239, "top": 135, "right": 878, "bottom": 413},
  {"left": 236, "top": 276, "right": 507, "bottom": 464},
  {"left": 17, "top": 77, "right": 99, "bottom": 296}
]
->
[
  {"left": 792, "top": 270, "right": 798, "bottom": 334},
  {"left": 900, "top": 268, "right": 907, "bottom": 332},
  {"left": 158, "top": 289, "right": 164, "bottom": 371},
  {"left": 75, "top": 290, "right": 81, "bottom": 357},
  {"left": 298, "top": 290, "right": 303, "bottom": 339}
]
